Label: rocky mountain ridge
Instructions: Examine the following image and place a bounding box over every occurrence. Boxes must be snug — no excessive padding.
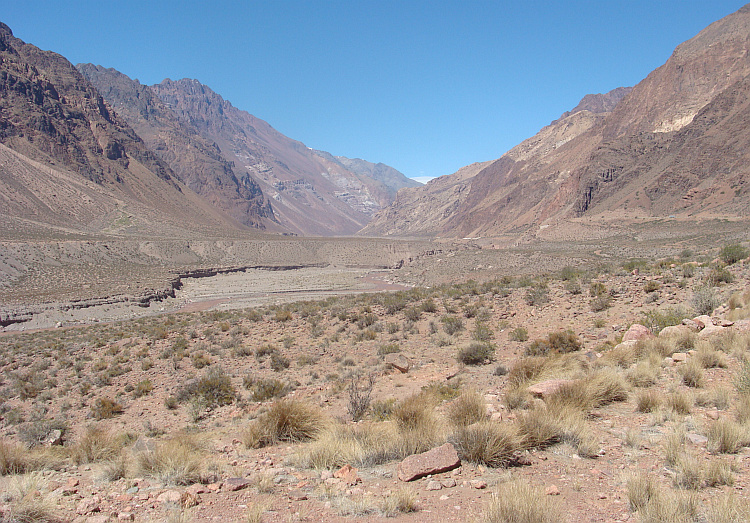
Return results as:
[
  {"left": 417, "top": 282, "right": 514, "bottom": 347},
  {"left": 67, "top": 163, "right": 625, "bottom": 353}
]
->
[{"left": 361, "top": 4, "right": 750, "bottom": 240}]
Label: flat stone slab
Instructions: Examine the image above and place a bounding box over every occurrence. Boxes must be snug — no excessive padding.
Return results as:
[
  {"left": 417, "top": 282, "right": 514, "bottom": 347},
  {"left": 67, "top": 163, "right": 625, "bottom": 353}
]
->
[
  {"left": 527, "top": 379, "right": 574, "bottom": 399},
  {"left": 397, "top": 443, "right": 460, "bottom": 482}
]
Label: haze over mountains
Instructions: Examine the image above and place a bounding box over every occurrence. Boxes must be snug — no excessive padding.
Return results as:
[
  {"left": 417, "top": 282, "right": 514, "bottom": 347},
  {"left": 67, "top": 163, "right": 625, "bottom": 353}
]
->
[
  {"left": 362, "top": 5, "right": 750, "bottom": 240},
  {"left": 3, "top": 4, "right": 750, "bottom": 242}
]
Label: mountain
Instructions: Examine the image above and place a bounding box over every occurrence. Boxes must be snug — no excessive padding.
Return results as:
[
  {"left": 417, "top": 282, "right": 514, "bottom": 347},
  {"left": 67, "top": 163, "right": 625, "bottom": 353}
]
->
[
  {"left": 146, "top": 78, "right": 406, "bottom": 236},
  {"left": 0, "top": 23, "right": 243, "bottom": 239},
  {"left": 361, "top": 5, "right": 750, "bottom": 240},
  {"left": 76, "top": 64, "right": 275, "bottom": 230}
]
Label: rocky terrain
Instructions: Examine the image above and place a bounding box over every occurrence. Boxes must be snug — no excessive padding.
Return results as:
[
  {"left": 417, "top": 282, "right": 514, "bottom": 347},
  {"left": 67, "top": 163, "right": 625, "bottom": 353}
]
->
[
  {"left": 361, "top": 4, "right": 750, "bottom": 240},
  {"left": 1, "top": 243, "right": 749, "bottom": 522}
]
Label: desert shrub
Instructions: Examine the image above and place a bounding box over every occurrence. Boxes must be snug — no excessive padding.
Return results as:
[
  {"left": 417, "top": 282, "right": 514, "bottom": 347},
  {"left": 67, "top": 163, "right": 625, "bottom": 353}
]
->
[
  {"left": 371, "top": 398, "right": 396, "bottom": 421},
  {"left": 451, "top": 422, "right": 522, "bottom": 467},
  {"left": 244, "top": 376, "right": 291, "bottom": 402},
  {"left": 516, "top": 404, "right": 596, "bottom": 456},
  {"left": 472, "top": 321, "right": 493, "bottom": 342},
  {"left": 679, "top": 360, "right": 704, "bottom": 388},
  {"left": 135, "top": 436, "right": 205, "bottom": 485},
  {"left": 178, "top": 367, "right": 236, "bottom": 407},
  {"left": 255, "top": 344, "right": 277, "bottom": 359},
  {"left": 17, "top": 420, "right": 68, "bottom": 448},
  {"left": 693, "top": 285, "right": 721, "bottom": 316},
  {"left": 447, "top": 390, "right": 487, "bottom": 426},
  {"left": 627, "top": 360, "right": 659, "bottom": 387},
  {"left": 589, "top": 282, "right": 607, "bottom": 297},
  {"left": 2, "top": 474, "right": 61, "bottom": 523},
  {"left": 383, "top": 294, "right": 408, "bottom": 315},
  {"left": 441, "top": 315, "right": 464, "bottom": 335},
  {"left": 719, "top": 243, "right": 749, "bottom": 265},
  {"left": 705, "top": 459, "right": 734, "bottom": 487},
  {"left": 667, "top": 392, "right": 693, "bottom": 415},
  {"left": 274, "top": 309, "right": 293, "bottom": 322},
  {"left": 525, "top": 284, "right": 549, "bottom": 306},
  {"left": 404, "top": 306, "right": 421, "bottom": 322},
  {"left": 642, "top": 307, "right": 689, "bottom": 334},
  {"left": 526, "top": 330, "right": 582, "bottom": 356},
  {"left": 71, "top": 425, "right": 121, "bottom": 464},
  {"left": 560, "top": 266, "right": 579, "bottom": 281},
  {"left": 243, "top": 399, "right": 326, "bottom": 448},
  {"left": 378, "top": 343, "right": 401, "bottom": 356},
  {"left": 164, "top": 396, "right": 178, "bottom": 410},
  {"left": 636, "top": 389, "right": 662, "bottom": 413},
  {"left": 457, "top": 342, "right": 495, "bottom": 365},
  {"left": 627, "top": 472, "right": 658, "bottom": 511},
  {"left": 347, "top": 374, "right": 376, "bottom": 422},
  {"left": 644, "top": 280, "right": 662, "bottom": 292},
  {"left": 133, "top": 379, "right": 153, "bottom": 398},
  {"left": 270, "top": 352, "right": 290, "bottom": 372},
  {"left": 421, "top": 298, "right": 438, "bottom": 313},
  {"left": 707, "top": 419, "right": 750, "bottom": 454},
  {"left": 481, "top": 480, "right": 562, "bottom": 523},
  {"left": 0, "top": 439, "right": 34, "bottom": 474},
  {"left": 379, "top": 487, "right": 418, "bottom": 517},
  {"left": 708, "top": 267, "right": 734, "bottom": 285},
  {"left": 674, "top": 454, "right": 703, "bottom": 490},
  {"left": 509, "top": 327, "right": 528, "bottom": 342},
  {"left": 356, "top": 328, "right": 377, "bottom": 341},
  {"left": 91, "top": 397, "right": 124, "bottom": 420},
  {"left": 590, "top": 294, "right": 612, "bottom": 312}
]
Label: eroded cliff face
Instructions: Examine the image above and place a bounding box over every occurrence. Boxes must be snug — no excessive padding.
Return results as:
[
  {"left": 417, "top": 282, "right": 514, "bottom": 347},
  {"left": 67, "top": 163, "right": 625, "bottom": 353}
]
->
[
  {"left": 0, "top": 23, "right": 245, "bottom": 239},
  {"left": 148, "top": 78, "right": 406, "bottom": 236},
  {"left": 77, "top": 64, "right": 275, "bottom": 230},
  {"left": 362, "top": 5, "right": 750, "bottom": 240}
]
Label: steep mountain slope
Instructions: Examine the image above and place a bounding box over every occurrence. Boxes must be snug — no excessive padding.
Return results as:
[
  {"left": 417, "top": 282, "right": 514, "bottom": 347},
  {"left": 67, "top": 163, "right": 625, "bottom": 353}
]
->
[
  {"left": 0, "top": 22, "right": 243, "bottom": 239},
  {"left": 362, "top": 4, "right": 750, "bottom": 239},
  {"left": 149, "top": 78, "right": 403, "bottom": 235},
  {"left": 77, "top": 64, "right": 275, "bottom": 230}
]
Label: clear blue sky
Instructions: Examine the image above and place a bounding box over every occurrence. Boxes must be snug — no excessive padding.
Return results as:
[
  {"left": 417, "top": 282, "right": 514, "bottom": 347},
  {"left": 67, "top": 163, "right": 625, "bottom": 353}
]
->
[{"left": 4, "top": 1, "right": 748, "bottom": 182}]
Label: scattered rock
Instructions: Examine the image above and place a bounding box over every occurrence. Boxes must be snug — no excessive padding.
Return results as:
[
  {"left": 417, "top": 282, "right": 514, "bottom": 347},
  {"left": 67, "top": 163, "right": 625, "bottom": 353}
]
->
[
  {"left": 546, "top": 485, "right": 561, "bottom": 496},
  {"left": 441, "top": 478, "right": 457, "bottom": 488},
  {"left": 698, "top": 325, "right": 725, "bottom": 338},
  {"left": 117, "top": 513, "right": 135, "bottom": 521},
  {"left": 288, "top": 490, "right": 308, "bottom": 501},
  {"left": 224, "top": 477, "right": 251, "bottom": 491},
  {"left": 156, "top": 490, "right": 182, "bottom": 504},
  {"left": 333, "top": 464, "right": 361, "bottom": 486},
  {"left": 398, "top": 443, "right": 461, "bottom": 482},
  {"left": 527, "top": 379, "right": 574, "bottom": 399},
  {"left": 384, "top": 353, "right": 412, "bottom": 373},
  {"left": 687, "top": 433, "right": 708, "bottom": 446},
  {"left": 76, "top": 498, "right": 100, "bottom": 515},
  {"left": 671, "top": 352, "right": 688, "bottom": 363},
  {"left": 659, "top": 325, "right": 689, "bottom": 338},
  {"left": 426, "top": 480, "right": 442, "bottom": 491},
  {"left": 622, "top": 324, "right": 653, "bottom": 342},
  {"left": 44, "top": 429, "right": 64, "bottom": 446},
  {"left": 469, "top": 479, "right": 487, "bottom": 489}
]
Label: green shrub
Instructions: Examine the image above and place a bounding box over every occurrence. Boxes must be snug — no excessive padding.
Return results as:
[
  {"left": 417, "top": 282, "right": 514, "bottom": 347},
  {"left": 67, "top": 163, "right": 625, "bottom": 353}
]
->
[
  {"left": 526, "top": 330, "right": 582, "bottom": 356},
  {"left": 644, "top": 280, "right": 661, "bottom": 292},
  {"left": 244, "top": 376, "right": 292, "bottom": 401},
  {"left": 457, "top": 342, "right": 495, "bottom": 365},
  {"left": 509, "top": 327, "right": 529, "bottom": 342},
  {"left": 642, "top": 306, "right": 689, "bottom": 333},
  {"left": 133, "top": 380, "right": 153, "bottom": 398},
  {"left": 270, "top": 352, "right": 290, "bottom": 372},
  {"left": 692, "top": 286, "right": 721, "bottom": 316},
  {"left": 525, "top": 284, "right": 549, "bottom": 306},
  {"left": 708, "top": 267, "right": 734, "bottom": 285},
  {"left": 441, "top": 315, "right": 465, "bottom": 335},
  {"left": 91, "top": 397, "right": 124, "bottom": 420},
  {"left": 178, "top": 367, "right": 236, "bottom": 407},
  {"left": 719, "top": 243, "right": 749, "bottom": 265}
]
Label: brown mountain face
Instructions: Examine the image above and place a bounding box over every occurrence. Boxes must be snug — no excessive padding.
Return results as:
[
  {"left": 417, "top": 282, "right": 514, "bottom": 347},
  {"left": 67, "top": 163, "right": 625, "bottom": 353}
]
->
[
  {"left": 76, "top": 64, "right": 275, "bottom": 230},
  {"left": 0, "top": 23, "right": 243, "bottom": 239},
  {"left": 361, "top": 4, "right": 750, "bottom": 239},
  {"left": 149, "top": 79, "right": 404, "bottom": 236}
]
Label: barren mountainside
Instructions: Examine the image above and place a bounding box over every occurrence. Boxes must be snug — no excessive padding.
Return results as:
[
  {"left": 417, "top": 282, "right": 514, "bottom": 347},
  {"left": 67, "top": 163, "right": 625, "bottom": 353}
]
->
[
  {"left": 149, "top": 78, "right": 406, "bottom": 236},
  {"left": 0, "top": 23, "right": 244, "bottom": 239},
  {"left": 361, "top": 4, "right": 750, "bottom": 239}
]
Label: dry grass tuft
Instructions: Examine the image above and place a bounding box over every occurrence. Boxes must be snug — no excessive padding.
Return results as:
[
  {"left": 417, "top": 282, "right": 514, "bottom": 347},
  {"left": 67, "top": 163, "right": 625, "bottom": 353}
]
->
[
  {"left": 0, "top": 439, "right": 36, "bottom": 475},
  {"left": 480, "top": 480, "right": 562, "bottom": 523},
  {"left": 707, "top": 419, "right": 750, "bottom": 454},
  {"left": 2, "top": 473, "right": 62, "bottom": 522},
  {"left": 135, "top": 436, "right": 205, "bottom": 485},
  {"left": 70, "top": 425, "right": 122, "bottom": 465},
  {"left": 243, "top": 399, "right": 326, "bottom": 449},
  {"left": 679, "top": 360, "right": 704, "bottom": 388},
  {"left": 446, "top": 390, "right": 488, "bottom": 426},
  {"left": 451, "top": 422, "right": 523, "bottom": 467},
  {"left": 636, "top": 390, "right": 662, "bottom": 413},
  {"left": 379, "top": 487, "right": 418, "bottom": 516},
  {"left": 627, "top": 472, "right": 657, "bottom": 511}
]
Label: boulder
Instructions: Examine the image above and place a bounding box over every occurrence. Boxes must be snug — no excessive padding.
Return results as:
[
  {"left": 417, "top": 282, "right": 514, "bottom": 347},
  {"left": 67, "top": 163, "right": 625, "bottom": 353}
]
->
[
  {"left": 224, "top": 477, "right": 251, "bottom": 491},
  {"left": 385, "top": 353, "right": 412, "bottom": 373},
  {"left": 397, "top": 443, "right": 461, "bottom": 482},
  {"left": 698, "top": 325, "right": 725, "bottom": 339},
  {"left": 681, "top": 319, "right": 702, "bottom": 331},
  {"left": 693, "top": 315, "right": 714, "bottom": 329},
  {"left": 622, "top": 324, "right": 654, "bottom": 342},
  {"left": 527, "top": 379, "right": 574, "bottom": 399},
  {"left": 734, "top": 319, "right": 750, "bottom": 333}
]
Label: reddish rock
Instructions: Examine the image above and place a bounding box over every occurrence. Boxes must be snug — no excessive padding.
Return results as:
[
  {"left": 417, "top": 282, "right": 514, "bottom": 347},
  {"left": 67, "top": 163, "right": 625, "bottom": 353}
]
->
[
  {"left": 76, "top": 497, "right": 100, "bottom": 515},
  {"left": 289, "top": 490, "right": 308, "bottom": 501},
  {"left": 157, "top": 490, "right": 182, "bottom": 504},
  {"left": 333, "top": 464, "right": 361, "bottom": 486},
  {"left": 385, "top": 353, "right": 412, "bottom": 373},
  {"left": 224, "top": 477, "right": 251, "bottom": 491},
  {"left": 397, "top": 443, "right": 461, "bottom": 482},
  {"left": 671, "top": 352, "right": 688, "bottom": 363},
  {"left": 659, "top": 325, "right": 690, "bottom": 338},
  {"left": 469, "top": 479, "right": 487, "bottom": 489},
  {"left": 426, "top": 480, "right": 442, "bottom": 491},
  {"left": 441, "top": 478, "right": 457, "bottom": 488},
  {"left": 693, "top": 315, "right": 714, "bottom": 329},
  {"left": 527, "top": 379, "right": 574, "bottom": 399},
  {"left": 622, "top": 324, "right": 654, "bottom": 342},
  {"left": 699, "top": 325, "right": 725, "bottom": 338},
  {"left": 546, "top": 485, "right": 561, "bottom": 496}
]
